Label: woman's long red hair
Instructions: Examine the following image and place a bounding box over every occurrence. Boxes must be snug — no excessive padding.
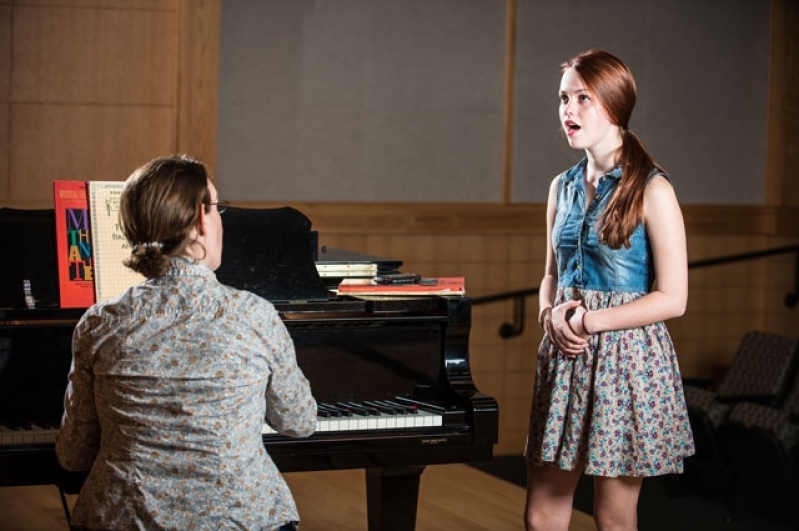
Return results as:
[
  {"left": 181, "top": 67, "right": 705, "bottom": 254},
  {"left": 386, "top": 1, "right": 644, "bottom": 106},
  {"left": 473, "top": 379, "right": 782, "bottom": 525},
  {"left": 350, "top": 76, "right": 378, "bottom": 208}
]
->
[{"left": 562, "top": 50, "right": 665, "bottom": 249}]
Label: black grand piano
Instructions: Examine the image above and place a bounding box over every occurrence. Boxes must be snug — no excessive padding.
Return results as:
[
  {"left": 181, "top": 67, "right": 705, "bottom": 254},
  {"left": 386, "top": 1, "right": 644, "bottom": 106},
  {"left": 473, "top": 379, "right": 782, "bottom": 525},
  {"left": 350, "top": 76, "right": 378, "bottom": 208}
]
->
[{"left": 0, "top": 206, "right": 498, "bottom": 531}]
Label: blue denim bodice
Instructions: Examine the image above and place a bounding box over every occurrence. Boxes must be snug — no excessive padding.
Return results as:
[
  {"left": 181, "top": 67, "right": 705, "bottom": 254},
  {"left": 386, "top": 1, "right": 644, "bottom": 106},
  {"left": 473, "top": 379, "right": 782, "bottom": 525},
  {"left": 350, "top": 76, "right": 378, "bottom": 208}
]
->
[{"left": 553, "top": 159, "right": 655, "bottom": 292}]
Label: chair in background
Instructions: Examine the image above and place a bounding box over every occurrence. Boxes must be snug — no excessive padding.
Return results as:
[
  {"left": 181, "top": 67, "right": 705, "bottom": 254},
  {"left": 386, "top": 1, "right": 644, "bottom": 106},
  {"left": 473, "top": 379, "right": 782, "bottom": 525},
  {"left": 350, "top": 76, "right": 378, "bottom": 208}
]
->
[
  {"left": 682, "top": 331, "right": 799, "bottom": 495},
  {"left": 721, "top": 344, "right": 799, "bottom": 524}
]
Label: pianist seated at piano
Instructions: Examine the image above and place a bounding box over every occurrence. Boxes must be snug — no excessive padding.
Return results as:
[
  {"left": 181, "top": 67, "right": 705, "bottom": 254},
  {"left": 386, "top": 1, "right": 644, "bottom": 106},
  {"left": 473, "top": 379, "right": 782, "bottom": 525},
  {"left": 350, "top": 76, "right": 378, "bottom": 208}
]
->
[{"left": 55, "top": 155, "right": 317, "bottom": 531}]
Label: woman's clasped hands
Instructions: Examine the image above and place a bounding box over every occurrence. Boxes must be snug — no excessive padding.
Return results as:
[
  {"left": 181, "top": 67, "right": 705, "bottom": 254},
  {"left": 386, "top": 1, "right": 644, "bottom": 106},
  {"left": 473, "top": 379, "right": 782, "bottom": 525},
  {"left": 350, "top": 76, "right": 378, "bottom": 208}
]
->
[{"left": 542, "top": 300, "right": 589, "bottom": 358}]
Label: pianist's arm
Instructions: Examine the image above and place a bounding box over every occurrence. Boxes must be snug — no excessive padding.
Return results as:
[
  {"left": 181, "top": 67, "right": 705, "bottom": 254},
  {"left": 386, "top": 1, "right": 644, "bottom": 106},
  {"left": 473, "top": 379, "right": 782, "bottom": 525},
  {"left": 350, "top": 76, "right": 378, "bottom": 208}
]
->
[
  {"left": 253, "top": 297, "right": 317, "bottom": 438},
  {"left": 56, "top": 316, "right": 101, "bottom": 471}
]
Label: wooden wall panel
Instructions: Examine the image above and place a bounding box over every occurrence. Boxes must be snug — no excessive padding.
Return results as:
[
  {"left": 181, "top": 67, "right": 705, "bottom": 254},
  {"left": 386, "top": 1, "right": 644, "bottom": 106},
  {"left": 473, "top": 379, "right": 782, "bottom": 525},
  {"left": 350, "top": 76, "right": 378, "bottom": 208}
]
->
[
  {"left": 177, "top": 0, "right": 219, "bottom": 171},
  {"left": 0, "top": 6, "right": 9, "bottom": 203},
  {"left": 765, "top": 0, "right": 799, "bottom": 206},
  {"left": 12, "top": 6, "right": 177, "bottom": 105},
  {"left": 0, "top": 104, "right": 8, "bottom": 203},
  {"left": 0, "top": 5, "right": 9, "bottom": 103},
  {"left": 10, "top": 105, "right": 175, "bottom": 205},
  {"left": 15, "top": 0, "right": 168, "bottom": 7},
  {"left": 1, "top": 1, "right": 190, "bottom": 208}
]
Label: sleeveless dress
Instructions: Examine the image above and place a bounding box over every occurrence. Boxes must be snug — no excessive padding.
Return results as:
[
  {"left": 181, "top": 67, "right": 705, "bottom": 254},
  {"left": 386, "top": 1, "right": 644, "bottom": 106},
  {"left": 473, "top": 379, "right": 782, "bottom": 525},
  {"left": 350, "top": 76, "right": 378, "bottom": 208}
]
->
[{"left": 524, "top": 159, "right": 695, "bottom": 477}]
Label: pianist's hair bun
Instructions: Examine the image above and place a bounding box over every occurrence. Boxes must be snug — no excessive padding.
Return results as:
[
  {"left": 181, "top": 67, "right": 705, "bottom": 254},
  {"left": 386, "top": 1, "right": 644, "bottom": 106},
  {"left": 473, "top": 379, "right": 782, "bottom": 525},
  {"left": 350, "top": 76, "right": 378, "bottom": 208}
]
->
[{"left": 126, "top": 242, "right": 171, "bottom": 278}]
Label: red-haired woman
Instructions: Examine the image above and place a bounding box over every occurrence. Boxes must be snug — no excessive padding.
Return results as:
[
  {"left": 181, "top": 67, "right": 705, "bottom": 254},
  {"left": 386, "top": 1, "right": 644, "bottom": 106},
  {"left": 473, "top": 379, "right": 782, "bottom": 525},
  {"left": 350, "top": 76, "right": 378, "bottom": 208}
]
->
[{"left": 525, "top": 50, "right": 694, "bottom": 531}]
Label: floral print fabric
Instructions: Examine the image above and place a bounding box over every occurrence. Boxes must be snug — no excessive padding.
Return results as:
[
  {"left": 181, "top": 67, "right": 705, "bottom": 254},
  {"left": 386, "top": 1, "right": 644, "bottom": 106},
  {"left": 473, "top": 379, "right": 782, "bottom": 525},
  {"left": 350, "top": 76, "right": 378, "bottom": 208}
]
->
[
  {"left": 56, "top": 257, "right": 317, "bottom": 530},
  {"left": 526, "top": 288, "right": 695, "bottom": 476}
]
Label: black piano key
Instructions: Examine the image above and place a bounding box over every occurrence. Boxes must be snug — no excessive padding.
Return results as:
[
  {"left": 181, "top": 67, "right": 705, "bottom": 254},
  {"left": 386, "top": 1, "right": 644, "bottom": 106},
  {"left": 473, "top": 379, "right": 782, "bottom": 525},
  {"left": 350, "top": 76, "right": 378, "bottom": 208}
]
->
[
  {"left": 384, "top": 399, "right": 418, "bottom": 415},
  {"left": 318, "top": 403, "right": 344, "bottom": 417},
  {"left": 363, "top": 400, "right": 399, "bottom": 415},
  {"left": 327, "top": 403, "right": 354, "bottom": 416},
  {"left": 392, "top": 396, "right": 446, "bottom": 414},
  {"left": 337, "top": 401, "right": 377, "bottom": 417},
  {"left": 379, "top": 400, "right": 416, "bottom": 414},
  {"left": 346, "top": 401, "right": 381, "bottom": 416}
]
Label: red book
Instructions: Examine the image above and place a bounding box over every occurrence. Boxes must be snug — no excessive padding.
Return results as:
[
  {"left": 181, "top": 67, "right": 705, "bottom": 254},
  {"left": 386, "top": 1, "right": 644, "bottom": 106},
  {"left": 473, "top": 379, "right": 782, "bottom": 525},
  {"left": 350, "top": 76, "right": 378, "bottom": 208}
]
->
[
  {"left": 337, "top": 276, "right": 465, "bottom": 297},
  {"left": 53, "top": 180, "right": 95, "bottom": 308}
]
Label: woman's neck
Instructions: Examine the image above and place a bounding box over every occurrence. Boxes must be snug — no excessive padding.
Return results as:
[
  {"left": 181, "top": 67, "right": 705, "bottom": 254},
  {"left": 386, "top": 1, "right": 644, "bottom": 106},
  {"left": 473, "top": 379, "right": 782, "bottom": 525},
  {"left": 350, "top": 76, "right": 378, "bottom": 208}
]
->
[
  {"left": 178, "top": 239, "right": 206, "bottom": 264},
  {"left": 584, "top": 137, "right": 621, "bottom": 185}
]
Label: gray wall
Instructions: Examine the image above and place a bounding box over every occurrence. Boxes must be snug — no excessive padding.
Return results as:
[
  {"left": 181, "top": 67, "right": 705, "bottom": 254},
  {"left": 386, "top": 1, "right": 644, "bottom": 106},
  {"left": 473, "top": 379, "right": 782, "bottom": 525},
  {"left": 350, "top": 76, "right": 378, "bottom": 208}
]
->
[{"left": 218, "top": 0, "right": 770, "bottom": 205}]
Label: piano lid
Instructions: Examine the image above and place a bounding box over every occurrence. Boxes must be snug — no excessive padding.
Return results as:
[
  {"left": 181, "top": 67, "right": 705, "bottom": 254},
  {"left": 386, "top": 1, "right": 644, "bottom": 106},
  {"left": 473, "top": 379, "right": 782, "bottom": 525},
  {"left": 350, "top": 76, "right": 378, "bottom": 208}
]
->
[
  {"left": 0, "top": 205, "right": 331, "bottom": 308},
  {"left": 215, "top": 206, "right": 330, "bottom": 302}
]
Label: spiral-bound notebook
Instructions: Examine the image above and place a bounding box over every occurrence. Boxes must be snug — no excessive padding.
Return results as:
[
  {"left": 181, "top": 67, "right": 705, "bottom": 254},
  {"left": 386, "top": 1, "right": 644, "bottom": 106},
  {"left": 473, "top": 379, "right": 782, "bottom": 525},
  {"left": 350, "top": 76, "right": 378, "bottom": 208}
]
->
[{"left": 87, "top": 181, "right": 144, "bottom": 302}]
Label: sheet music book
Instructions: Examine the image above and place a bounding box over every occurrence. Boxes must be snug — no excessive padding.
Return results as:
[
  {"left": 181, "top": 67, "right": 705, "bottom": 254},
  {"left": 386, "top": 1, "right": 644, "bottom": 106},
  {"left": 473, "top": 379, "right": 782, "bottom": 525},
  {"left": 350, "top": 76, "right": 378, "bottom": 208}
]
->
[
  {"left": 314, "top": 247, "right": 401, "bottom": 282},
  {"left": 336, "top": 277, "right": 465, "bottom": 296},
  {"left": 87, "top": 181, "right": 144, "bottom": 302},
  {"left": 315, "top": 262, "right": 378, "bottom": 278},
  {"left": 53, "top": 180, "right": 96, "bottom": 308}
]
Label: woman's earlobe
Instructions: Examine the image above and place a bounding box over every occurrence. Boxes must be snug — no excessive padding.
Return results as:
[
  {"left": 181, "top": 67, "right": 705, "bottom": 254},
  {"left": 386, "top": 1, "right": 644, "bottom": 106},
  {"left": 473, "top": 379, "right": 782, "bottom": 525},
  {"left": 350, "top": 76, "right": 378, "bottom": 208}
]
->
[{"left": 196, "top": 207, "right": 208, "bottom": 236}]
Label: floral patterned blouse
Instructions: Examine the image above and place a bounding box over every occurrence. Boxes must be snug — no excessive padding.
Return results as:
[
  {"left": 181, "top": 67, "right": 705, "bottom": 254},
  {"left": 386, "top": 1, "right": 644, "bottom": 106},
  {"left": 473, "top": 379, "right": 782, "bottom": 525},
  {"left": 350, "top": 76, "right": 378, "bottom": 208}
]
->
[{"left": 56, "top": 257, "right": 317, "bottom": 530}]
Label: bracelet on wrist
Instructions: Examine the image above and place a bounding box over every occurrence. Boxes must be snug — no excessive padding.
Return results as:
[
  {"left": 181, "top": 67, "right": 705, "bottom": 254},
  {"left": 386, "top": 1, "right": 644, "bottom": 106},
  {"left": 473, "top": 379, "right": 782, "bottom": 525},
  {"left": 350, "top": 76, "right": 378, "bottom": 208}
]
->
[
  {"left": 539, "top": 307, "right": 552, "bottom": 329},
  {"left": 581, "top": 310, "right": 592, "bottom": 335}
]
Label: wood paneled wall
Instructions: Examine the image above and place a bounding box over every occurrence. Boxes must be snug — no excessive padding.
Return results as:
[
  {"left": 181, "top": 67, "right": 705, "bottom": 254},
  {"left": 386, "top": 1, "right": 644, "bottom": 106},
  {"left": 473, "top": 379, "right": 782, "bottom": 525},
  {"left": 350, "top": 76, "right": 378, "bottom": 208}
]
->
[
  {"left": 0, "top": 0, "right": 217, "bottom": 207},
  {"left": 0, "top": 0, "right": 796, "bottom": 456},
  {"left": 765, "top": 0, "right": 799, "bottom": 206}
]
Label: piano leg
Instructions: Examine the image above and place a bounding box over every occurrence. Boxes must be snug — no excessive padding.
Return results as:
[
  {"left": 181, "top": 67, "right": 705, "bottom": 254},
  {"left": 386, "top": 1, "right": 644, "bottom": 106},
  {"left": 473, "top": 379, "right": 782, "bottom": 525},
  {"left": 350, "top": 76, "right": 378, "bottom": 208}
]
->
[{"left": 365, "top": 465, "right": 425, "bottom": 531}]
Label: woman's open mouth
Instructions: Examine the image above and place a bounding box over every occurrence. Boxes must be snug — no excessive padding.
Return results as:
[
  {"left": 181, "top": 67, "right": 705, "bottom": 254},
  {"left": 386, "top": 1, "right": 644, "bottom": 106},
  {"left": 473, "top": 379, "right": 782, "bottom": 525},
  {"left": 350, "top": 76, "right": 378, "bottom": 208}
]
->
[{"left": 564, "top": 121, "right": 581, "bottom": 136}]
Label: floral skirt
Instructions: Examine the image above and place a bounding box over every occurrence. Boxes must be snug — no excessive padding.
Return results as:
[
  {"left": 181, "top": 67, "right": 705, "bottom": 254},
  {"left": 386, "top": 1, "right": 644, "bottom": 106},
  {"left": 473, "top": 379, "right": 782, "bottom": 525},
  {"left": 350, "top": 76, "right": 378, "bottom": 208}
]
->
[{"left": 524, "top": 288, "right": 695, "bottom": 477}]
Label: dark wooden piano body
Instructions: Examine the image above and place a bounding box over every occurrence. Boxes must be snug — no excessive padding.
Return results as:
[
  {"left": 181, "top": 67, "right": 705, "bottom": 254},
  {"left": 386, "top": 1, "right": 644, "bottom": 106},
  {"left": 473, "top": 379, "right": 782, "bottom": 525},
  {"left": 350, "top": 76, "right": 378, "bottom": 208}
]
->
[{"left": 0, "top": 207, "right": 498, "bottom": 531}]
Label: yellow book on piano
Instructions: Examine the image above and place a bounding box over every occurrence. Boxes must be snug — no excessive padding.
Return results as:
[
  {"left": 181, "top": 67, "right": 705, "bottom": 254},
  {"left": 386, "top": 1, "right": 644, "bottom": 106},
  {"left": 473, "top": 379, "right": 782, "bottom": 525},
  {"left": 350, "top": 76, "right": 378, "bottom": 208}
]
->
[
  {"left": 87, "top": 181, "right": 145, "bottom": 303},
  {"left": 315, "top": 263, "right": 378, "bottom": 276}
]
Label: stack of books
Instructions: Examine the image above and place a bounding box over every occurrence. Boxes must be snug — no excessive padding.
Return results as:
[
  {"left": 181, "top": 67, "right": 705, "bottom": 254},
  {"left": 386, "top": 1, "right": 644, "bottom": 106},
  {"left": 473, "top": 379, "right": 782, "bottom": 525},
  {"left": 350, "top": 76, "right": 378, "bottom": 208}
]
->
[
  {"left": 314, "top": 248, "right": 402, "bottom": 288},
  {"left": 336, "top": 276, "right": 465, "bottom": 298}
]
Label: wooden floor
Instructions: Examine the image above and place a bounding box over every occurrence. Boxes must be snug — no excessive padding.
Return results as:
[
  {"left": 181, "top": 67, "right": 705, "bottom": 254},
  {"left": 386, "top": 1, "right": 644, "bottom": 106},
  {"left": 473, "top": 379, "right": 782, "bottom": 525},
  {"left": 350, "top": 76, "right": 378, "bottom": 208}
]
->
[{"left": 0, "top": 464, "right": 596, "bottom": 531}]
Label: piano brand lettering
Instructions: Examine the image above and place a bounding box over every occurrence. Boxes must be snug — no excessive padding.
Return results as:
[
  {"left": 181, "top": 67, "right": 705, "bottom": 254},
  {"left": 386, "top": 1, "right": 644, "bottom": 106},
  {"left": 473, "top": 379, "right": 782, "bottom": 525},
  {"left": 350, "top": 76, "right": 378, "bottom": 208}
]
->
[
  {"left": 420, "top": 437, "right": 449, "bottom": 446},
  {"left": 66, "top": 208, "right": 93, "bottom": 281}
]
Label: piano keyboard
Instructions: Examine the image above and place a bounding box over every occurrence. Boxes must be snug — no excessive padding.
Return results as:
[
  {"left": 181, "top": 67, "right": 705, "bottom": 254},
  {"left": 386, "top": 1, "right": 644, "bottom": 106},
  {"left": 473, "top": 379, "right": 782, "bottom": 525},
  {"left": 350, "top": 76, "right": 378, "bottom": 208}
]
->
[
  {"left": 262, "top": 400, "right": 443, "bottom": 435},
  {"left": 0, "top": 423, "right": 60, "bottom": 446},
  {"left": 0, "top": 400, "right": 445, "bottom": 446}
]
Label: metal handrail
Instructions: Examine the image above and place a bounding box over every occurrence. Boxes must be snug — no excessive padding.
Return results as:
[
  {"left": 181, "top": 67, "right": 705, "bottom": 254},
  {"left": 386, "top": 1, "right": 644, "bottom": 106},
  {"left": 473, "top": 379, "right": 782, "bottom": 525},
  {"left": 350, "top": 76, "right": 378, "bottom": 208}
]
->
[{"left": 471, "top": 244, "right": 799, "bottom": 339}]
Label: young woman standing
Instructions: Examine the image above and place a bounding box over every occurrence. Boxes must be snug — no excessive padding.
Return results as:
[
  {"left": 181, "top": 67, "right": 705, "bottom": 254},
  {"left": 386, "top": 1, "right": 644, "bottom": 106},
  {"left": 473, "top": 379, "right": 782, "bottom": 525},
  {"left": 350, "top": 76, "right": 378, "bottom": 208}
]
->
[{"left": 524, "top": 50, "right": 694, "bottom": 531}]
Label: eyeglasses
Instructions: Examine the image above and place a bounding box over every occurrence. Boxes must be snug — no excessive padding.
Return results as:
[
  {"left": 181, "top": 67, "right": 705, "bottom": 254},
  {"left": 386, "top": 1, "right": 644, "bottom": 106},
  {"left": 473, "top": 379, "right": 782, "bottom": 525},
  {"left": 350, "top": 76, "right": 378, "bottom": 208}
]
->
[{"left": 205, "top": 200, "right": 230, "bottom": 214}]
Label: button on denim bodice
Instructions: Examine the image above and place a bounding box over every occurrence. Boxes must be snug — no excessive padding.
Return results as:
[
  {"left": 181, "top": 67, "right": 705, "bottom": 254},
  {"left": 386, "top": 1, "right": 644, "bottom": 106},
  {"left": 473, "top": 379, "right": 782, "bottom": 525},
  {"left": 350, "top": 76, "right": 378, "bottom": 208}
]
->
[{"left": 553, "top": 159, "right": 654, "bottom": 292}]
